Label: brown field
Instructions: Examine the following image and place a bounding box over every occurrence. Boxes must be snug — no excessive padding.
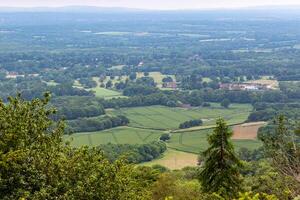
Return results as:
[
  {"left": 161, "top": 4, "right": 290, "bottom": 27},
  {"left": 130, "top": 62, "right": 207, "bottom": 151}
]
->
[
  {"left": 232, "top": 122, "right": 267, "bottom": 140},
  {"left": 142, "top": 149, "right": 198, "bottom": 170}
]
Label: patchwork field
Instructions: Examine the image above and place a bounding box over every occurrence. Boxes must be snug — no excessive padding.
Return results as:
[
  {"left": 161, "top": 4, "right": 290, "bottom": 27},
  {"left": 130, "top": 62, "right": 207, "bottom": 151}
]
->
[
  {"left": 232, "top": 122, "right": 267, "bottom": 140},
  {"left": 107, "top": 104, "right": 252, "bottom": 130},
  {"left": 142, "top": 149, "right": 198, "bottom": 170},
  {"left": 168, "top": 126, "right": 262, "bottom": 154},
  {"left": 65, "top": 127, "right": 164, "bottom": 147}
]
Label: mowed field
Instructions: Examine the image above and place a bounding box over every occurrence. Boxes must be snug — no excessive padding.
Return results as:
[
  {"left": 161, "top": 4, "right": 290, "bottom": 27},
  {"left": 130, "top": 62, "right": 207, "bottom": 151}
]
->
[
  {"left": 232, "top": 122, "right": 267, "bottom": 140},
  {"left": 168, "top": 124, "right": 263, "bottom": 154},
  {"left": 90, "top": 77, "right": 125, "bottom": 99},
  {"left": 107, "top": 103, "right": 252, "bottom": 130},
  {"left": 142, "top": 149, "right": 198, "bottom": 170},
  {"left": 65, "top": 127, "right": 164, "bottom": 147}
]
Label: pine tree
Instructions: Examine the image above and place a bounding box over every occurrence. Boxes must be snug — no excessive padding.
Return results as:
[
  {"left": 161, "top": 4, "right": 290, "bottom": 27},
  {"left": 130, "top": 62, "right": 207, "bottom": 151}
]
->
[{"left": 199, "top": 118, "right": 243, "bottom": 199}]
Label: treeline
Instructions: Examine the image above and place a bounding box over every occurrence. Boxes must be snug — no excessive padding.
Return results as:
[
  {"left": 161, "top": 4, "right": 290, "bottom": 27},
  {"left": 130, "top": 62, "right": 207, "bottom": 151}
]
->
[
  {"left": 247, "top": 102, "right": 300, "bottom": 122},
  {"left": 100, "top": 141, "right": 167, "bottom": 163},
  {"left": 51, "top": 96, "right": 105, "bottom": 120},
  {"left": 0, "top": 77, "right": 94, "bottom": 101},
  {"left": 100, "top": 93, "right": 178, "bottom": 108},
  {"left": 67, "top": 115, "right": 129, "bottom": 133},
  {"left": 179, "top": 119, "right": 203, "bottom": 129}
]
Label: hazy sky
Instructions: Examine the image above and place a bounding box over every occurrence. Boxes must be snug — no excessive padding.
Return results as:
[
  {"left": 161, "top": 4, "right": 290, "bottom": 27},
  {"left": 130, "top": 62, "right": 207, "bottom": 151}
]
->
[{"left": 1, "top": 0, "right": 300, "bottom": 10}]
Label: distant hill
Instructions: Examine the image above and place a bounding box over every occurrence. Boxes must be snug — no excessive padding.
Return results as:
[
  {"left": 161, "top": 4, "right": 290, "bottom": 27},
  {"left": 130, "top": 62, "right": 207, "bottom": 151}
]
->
[{"left": 0, "top": 6, "right": 148, "bottom": 13}]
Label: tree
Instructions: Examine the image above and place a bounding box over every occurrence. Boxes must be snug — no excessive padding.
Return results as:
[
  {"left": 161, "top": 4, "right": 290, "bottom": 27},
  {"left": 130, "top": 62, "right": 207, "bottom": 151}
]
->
[
  {"left": 221, "top": 99, "right": 231, "bottom": 108},
  {"left": 106, "top": 80, "right": 113, "bottom": 88},
  {"left": 199, "top": 119, "right": 243, "bottom": 199},
  {"left": 0, "top": 94, "right": 151, "bottom": 199},
  {"left": 160, "top": 133, "right": 171, "bottom": 141},
  {"left": 260, "top": 116, "right": 300, "bottom": 184},
  {"left": 129, "top": 72, "right": 137, "bottom": 80}
]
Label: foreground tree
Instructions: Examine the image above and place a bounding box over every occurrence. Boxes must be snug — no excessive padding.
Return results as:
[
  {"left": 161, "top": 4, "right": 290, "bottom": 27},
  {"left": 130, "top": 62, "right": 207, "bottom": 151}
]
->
[
  {"left": 0, "top": 94, "right": 150, "bottom": 199},
  {"left": 260, "top": 116, "right": 300, "bottom": 186},
  {"left": 199, "top": 119, "right": 243, "bottom": 199}
]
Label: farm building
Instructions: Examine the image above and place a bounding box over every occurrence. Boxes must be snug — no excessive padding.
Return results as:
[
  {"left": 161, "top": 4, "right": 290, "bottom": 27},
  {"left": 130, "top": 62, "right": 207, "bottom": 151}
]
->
[
  {"left": 219, "top": 83, "right": 272, "bottom": 91},
  {"left": 163, "top": 82, "right": 177, "bottom": 89}
]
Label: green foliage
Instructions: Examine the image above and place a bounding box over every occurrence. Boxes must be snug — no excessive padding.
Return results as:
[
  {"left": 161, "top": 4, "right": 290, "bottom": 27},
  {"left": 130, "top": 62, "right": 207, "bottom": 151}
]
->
[
  {"left": 0, "top": 94, "right": 151, "bottom": 199},
  {"left": 100, "top": 141, "right": 167, "bottom": 163},
  {"left": 199, "top": 119, "right": 243, "bottom": 199},
  {"left": 236, "top": 192, "right": 278, "bottom": 200},
  {"left": 260, "top": 116, "right": 300, "bottom": 185},
  {"left": 67, "top": 115, "right": 129, "bottom": 132},
  {"left": 221, "top": 99, "right": 231, "bottom": 108},
  {"left": 160, "top": 133, "right": 171, "bottom": 141},
  {"left": 179, "top": 119, "right": 203, "bottom": 129}
]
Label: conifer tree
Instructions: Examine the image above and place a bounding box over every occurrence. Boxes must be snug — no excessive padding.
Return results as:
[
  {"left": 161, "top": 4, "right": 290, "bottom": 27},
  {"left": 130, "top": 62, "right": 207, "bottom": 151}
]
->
[{"left": 199, "top": 118, "right": 243, "bottom": 199}]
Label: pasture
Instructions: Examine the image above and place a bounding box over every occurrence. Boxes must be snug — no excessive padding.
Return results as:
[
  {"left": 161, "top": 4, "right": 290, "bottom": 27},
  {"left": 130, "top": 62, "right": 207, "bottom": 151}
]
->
[
  {"left": 168, "top": 126, "right": 262, "bottom": 154},
  {"left": 136, "top": 72, "right": 176, "bottom": 88},
  {"left": 65, "top": 127, "right": 164, "bottom": 147},
  {"left": 91, "top": 87, "right": 124, "bottom": 99},
  {"left": 107, "top": 103, "right": 252, "bottom": 130}
]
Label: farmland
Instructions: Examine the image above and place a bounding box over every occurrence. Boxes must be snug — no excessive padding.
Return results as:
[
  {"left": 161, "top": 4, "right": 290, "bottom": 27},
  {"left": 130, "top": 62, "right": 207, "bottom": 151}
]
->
[
  {"left": 142, "top": 149, "right": 198, "bottom": 170},
  {"left": 65, "top": 127, "right": 164, "bottom": 147},
  {"left": 168, "top": 127, "right": 263, "bottom": 154},
  {"left": 107, "top": 103, "right": 252, "bottom": 130}
]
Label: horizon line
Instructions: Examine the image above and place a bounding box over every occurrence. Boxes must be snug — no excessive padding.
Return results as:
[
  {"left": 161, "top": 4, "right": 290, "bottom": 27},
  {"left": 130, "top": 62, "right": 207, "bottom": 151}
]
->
[{"left": 0, "top": 4, "right": 300, "bottom": 12}]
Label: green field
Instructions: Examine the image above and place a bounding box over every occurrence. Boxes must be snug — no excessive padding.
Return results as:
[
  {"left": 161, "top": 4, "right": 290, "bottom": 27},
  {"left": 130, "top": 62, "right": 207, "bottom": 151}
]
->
[
  {"left": 168, "top": 128, "right": 262, "bottom": 154},
  {"left": 108, "top": 104, "right": 252, "bottom": 130},
  {"left": 91, "top": 87, "right": 124, "bottom": 99},
  {"left": 136, "top": 72, "right": 176, "bottom": 88},
  {"left": 65, "top": 127, "right": 164, "bottom": 147}
]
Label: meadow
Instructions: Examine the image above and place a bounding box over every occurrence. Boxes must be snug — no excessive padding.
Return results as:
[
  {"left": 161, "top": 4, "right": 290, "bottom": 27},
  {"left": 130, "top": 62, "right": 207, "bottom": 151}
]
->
[
  {"left": 65, "top": 126, "right": 164, "bottom": 147},
  {"left": 142, "top": 149, "right": 198, "bottom": 170},
  {"left": 107, "top": 103, "right": 253, "bottom": 130},
  {"left": 168, "top": 128, "right": 262, "bottom": 154}
]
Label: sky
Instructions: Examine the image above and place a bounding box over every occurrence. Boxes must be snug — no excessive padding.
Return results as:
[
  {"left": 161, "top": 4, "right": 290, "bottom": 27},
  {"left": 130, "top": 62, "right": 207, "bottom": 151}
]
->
[{"left": 0, "top": 0, "right": 300, "bottom": 10}]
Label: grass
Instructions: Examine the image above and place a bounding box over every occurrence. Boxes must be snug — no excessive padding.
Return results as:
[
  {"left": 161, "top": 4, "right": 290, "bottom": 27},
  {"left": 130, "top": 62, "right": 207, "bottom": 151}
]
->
[
  {"left": 168, "top": 127, "right": 262, "bottom": 154},
  {"left": 107, "top": 103, "right": 252, "bottom": 130},
  {"left": 136, "top": 72, "right": 176, "bottom": 88},
  {"left": 91, "top": 87, "right": 124, "bottom": 99},
  {"left": 89, "top": 77, "right": 126, "bottom": 99},
  {"left": 65, "top": 127, "right": 164, "bottom": 147},
  {"left": 142, "top": 149, "right": 198, "bottom": 170}
]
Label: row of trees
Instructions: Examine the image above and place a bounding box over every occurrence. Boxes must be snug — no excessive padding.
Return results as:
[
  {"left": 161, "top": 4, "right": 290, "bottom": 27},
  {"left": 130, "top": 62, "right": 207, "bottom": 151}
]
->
[
  {"left": 179, "top": 119, "right": 203, "bottom": 129},
  {"left": 100, "top": 141, "right": 167, "bottom": 163},
  {"left": 67, "top": 115, "right": 129, "bottom": 133}
]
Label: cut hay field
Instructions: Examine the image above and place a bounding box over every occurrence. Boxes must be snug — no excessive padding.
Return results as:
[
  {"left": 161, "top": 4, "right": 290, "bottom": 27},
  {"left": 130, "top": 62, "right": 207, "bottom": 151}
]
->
[
  {"left": 142, "top": 149, "right": 198, "bottom": 170},
  {"left": 107, "top": 103, "right": 252, "bottom": 130},
  {"left": 232, "top": 121, "right": 267, "bottom": 140},
  {"left": 65, "top": 127, "right": 164, "bottom": 147}
]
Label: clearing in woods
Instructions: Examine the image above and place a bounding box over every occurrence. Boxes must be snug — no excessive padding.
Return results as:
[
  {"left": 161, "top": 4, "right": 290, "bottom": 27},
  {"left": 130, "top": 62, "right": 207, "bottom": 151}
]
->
[
  {"left": 232, "top": 122, "right": 267, "bottom": 140},
  {"left": 142, "top": 149, "right": 198, "bottom": 170}
]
